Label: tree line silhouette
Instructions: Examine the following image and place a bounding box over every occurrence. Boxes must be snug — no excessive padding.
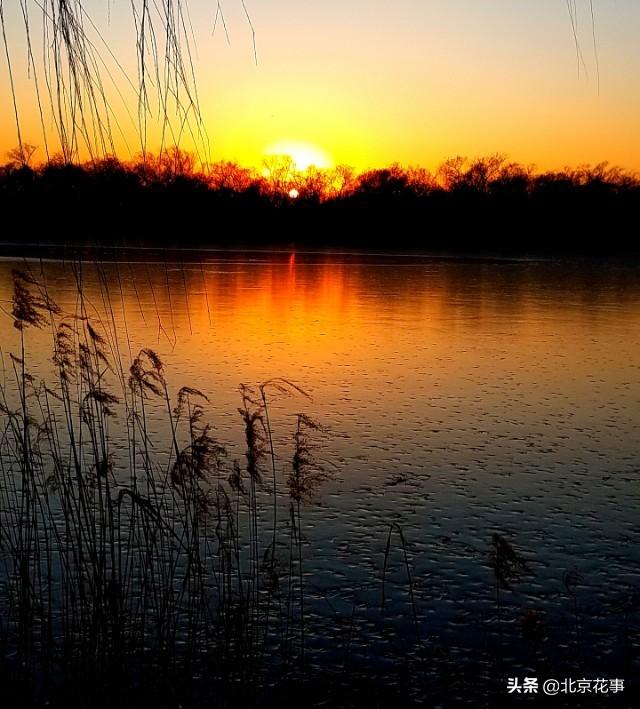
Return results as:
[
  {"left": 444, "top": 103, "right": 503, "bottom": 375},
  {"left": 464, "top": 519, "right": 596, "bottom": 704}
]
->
[{"left": 1, "top": 149, "right": 638, "bottom": 254}]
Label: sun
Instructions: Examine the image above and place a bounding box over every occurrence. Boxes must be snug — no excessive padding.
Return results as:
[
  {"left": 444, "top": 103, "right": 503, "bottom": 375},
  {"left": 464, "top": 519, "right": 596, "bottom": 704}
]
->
[{"left": 264, "top": 141, "right": 332, "bottom": 171}]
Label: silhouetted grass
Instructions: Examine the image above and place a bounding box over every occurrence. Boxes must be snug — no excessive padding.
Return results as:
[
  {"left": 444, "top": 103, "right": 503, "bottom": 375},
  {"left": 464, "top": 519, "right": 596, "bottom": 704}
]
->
[{"left": 0, "top": 267, "right": 335, "bottom": 707}]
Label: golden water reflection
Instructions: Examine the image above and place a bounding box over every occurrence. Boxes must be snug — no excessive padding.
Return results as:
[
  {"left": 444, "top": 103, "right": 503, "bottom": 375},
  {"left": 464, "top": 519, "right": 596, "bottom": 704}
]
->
[{"left": 0, "top": 254, "right": 639, "bottom": 490}]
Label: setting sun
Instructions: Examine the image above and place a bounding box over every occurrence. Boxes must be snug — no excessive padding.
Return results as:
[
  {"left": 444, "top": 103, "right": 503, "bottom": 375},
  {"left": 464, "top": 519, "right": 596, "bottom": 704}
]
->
[{"left": 264, "top": 141, "right": 332, "bottom": 171}]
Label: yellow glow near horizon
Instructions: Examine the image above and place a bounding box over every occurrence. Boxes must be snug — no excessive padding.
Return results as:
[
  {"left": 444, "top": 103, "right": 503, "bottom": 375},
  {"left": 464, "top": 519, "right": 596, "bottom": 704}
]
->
[
  {"left": 264, "top": 142, "right": 333, "bottom": 171},
  {"left": 1, "top": 3, "right": 640, "bottom": 172}
]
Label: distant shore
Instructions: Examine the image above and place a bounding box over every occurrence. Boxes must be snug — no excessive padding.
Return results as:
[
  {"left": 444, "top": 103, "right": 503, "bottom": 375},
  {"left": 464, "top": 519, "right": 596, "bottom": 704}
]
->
[
  {"left": 2, "top": 155, "right": 638, "bottom": 257},
  {"left": 1, "top": 241, "right": 638, "bottom": 265}
]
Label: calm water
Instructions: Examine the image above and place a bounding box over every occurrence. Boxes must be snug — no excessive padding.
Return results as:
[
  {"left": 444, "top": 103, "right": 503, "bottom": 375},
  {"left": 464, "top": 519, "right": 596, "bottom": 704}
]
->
[{"left": 1, "top": 252, "right": 639, "bottom": 694}]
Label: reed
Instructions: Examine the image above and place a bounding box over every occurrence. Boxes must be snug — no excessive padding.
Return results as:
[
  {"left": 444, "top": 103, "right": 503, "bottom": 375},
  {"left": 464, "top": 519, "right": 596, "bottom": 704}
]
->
[
  {"left": 0, "top": 268, "right": 328, "bottom": 706},
  {"left": 489, "top": 532, "right": 529, "bottom": 642}
]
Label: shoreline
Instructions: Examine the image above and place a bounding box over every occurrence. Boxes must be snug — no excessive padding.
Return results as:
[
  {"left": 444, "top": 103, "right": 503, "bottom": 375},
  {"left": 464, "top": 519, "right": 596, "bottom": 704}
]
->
[{"left": 1, "top": 241, "right": 638, "bottom": 265}]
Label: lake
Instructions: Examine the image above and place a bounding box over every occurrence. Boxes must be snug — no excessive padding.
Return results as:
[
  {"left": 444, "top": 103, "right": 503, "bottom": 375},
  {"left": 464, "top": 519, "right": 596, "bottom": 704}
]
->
[{"left": 0, "top": 251, "right": 638, "bottom": 704}]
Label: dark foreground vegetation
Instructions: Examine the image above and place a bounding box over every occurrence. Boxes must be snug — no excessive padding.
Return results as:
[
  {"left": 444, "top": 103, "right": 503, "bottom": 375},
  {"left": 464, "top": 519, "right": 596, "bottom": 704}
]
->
[
  {"left": 0, "top": 268, "right": 638, "bottom": 709},
  {"left": 1, "top": 151, "right": 639, "bottom": 255}
]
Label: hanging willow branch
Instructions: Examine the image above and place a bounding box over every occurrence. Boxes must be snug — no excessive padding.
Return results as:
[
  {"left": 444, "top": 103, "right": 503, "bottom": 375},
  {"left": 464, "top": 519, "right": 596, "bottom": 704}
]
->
[
  {"left": 0, "top": 1, "right": 250, "bottom": 164},
  {"left": 566, "top": 0, "right": 600, "bottom": 92}
]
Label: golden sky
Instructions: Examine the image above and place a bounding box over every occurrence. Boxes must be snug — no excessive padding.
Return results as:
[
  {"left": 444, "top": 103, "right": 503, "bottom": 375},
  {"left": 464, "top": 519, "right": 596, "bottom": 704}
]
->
[{"left": 1, "top": 1, "right": 639, "bottom": 171}]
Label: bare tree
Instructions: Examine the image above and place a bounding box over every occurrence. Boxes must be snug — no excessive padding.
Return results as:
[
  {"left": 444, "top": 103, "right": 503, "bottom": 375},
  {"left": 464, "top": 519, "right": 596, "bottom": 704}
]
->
[{"left": 6, "top": 143, "right": 37, "bottom": 168}]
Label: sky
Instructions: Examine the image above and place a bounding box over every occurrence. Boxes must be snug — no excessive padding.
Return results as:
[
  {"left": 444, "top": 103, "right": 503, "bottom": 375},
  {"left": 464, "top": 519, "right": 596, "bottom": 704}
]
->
[{"left": 1, "top": 1, "right": 639, "bottom": 171}]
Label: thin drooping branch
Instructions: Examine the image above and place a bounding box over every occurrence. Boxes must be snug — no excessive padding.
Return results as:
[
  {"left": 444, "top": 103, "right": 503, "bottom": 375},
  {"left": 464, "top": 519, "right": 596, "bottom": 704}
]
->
[{"left": 1, "top": 1, "right": 251, "bottom": 164}]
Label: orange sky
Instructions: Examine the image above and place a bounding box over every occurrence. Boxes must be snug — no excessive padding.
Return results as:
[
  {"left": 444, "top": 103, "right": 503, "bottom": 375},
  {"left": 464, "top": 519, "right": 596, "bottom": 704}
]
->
[{"left": 1, "top": 1, "right": 639, "bottom": 171}]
